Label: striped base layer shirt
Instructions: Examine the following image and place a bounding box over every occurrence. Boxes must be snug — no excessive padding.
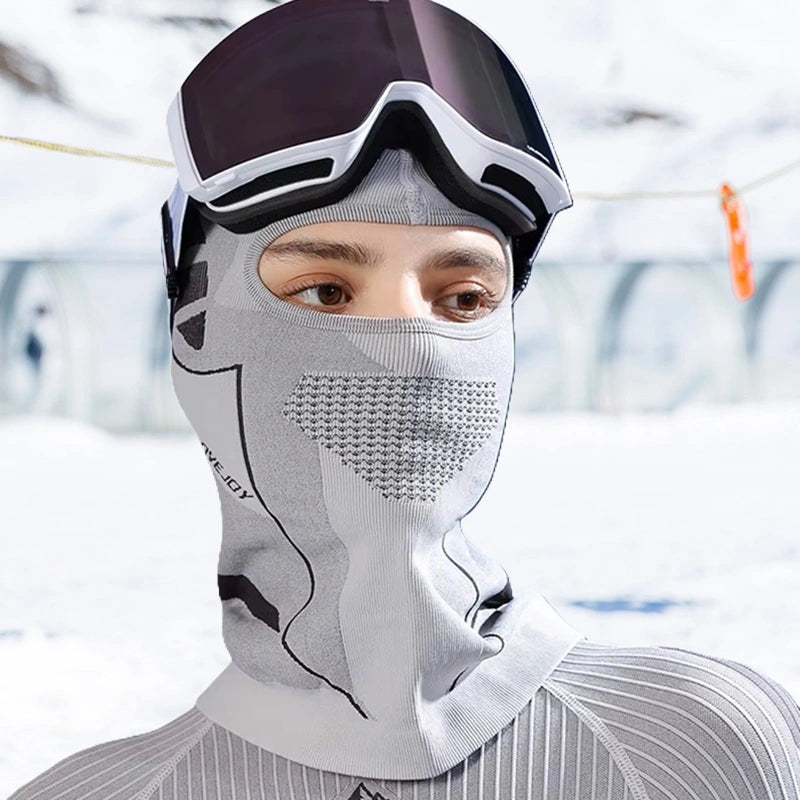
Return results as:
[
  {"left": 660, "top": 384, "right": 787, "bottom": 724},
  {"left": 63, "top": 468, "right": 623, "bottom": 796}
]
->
[{"left": 10, "top": 637, "right": 800, "bottom": 800}]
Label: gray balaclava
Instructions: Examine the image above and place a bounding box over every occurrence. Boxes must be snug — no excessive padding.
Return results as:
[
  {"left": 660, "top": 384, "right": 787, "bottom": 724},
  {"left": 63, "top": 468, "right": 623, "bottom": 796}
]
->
[{"left": 170, "top": 148, "right": 585, "bottom": 780}]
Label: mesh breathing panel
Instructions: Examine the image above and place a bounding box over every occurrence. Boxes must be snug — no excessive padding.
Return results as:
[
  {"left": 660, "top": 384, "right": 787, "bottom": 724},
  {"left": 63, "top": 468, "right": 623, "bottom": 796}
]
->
[{"left": 283, "top": 373, "right": 500, "bottom": 502}]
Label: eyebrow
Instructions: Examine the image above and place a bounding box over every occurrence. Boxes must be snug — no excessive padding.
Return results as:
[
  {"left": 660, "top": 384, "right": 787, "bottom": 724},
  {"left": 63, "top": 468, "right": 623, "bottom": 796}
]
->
[
  {"left": 426, "top": 247, "right": 508, "bottom": 277},
  {"left": 264, "top": 238, "right": 508, "bottom": 277},
  {"left": 266, "top": 239, "right": 380, "bottom": 268}
]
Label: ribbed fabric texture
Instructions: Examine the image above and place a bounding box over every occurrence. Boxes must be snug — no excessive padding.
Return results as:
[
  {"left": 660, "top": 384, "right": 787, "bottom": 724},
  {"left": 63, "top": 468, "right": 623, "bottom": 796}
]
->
[
  {"left": 12, "top": 639, "right": 800, "bottom": 800},
  {"left": 234, "top": 146, "right": 512, "bottom": 270}
]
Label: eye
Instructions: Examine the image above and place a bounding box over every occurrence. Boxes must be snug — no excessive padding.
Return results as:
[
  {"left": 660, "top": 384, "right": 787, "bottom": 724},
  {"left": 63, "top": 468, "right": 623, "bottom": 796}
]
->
[
  {"left": 438, "top": 287, "right": 499, "bottom": 318},
  {"left": 286, "top": 280, "right": 351, "bottom": 308}
]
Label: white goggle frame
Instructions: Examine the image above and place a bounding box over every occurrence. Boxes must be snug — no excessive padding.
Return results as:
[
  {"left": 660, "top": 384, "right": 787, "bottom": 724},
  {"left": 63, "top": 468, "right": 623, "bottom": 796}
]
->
[{"left": 166, "top": 80, "right": 572, "bottom": 226}]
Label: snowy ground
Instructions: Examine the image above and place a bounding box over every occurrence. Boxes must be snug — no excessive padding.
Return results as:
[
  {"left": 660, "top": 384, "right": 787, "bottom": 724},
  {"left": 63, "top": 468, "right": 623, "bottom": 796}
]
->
[{"left": 2, "top": 402, "right": 799, "bottom": 796}]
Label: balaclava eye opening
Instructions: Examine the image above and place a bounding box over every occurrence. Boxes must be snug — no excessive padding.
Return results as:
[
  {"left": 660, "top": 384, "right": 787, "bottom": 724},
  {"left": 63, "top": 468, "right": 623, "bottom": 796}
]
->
[{"left": 169, "top": 148, "right": 585, "bottom": 780}]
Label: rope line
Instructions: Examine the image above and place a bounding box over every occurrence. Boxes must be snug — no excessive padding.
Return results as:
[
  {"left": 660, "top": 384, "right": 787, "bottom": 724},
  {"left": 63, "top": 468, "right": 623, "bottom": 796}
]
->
[
  {"left": 737, "top": 157, "right": 800, "bottom": 193},
  {"left": 1, "top": 132, "right": 798, "bottom": 200},
  {"left": 0, "top": 134, "right": 174, "bottom": 168}
]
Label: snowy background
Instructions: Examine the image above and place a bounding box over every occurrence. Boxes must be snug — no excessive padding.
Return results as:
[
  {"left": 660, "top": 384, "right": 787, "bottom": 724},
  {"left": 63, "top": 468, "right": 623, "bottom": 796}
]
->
[
  {"left": 2, "top": 404, "right": 800, "bottom": 796},
  {"left": 1, "top": 0, "right": 798, "bottom": 795}
]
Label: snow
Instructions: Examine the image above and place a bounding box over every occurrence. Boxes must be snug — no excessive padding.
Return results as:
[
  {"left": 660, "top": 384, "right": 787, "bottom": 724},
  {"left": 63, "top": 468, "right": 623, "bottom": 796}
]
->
[{"left": 2, "top": 403, "right": 799, "bottom": 795}]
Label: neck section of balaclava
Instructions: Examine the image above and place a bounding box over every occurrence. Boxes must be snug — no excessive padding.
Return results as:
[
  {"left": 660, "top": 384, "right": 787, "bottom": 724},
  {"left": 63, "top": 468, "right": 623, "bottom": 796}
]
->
[{"left": 169, "top": 148, "right": 585, "bottom": 779}]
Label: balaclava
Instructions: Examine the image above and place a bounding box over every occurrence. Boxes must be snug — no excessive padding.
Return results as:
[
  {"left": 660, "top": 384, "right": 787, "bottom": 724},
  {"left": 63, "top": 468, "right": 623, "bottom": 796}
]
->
[{"left": 170, "top": 148, "right": 585, "bottom": 780}]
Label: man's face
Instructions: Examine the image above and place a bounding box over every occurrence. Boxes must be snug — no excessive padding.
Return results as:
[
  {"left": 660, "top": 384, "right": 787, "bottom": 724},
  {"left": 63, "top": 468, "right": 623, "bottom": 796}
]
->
[{"left": 257, "top": 220, "right": 509, "bottom": 322}]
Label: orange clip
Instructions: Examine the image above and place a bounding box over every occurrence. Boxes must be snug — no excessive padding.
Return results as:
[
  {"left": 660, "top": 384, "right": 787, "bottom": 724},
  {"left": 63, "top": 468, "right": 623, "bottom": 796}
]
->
[{"left": 719, "top": 182, "right": 755, "bottom": 301}]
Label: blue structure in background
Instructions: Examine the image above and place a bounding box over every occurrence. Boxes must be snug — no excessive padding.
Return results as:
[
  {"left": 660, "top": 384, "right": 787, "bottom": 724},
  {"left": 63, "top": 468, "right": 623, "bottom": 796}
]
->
[{"left": 569, "top": 597, "right": 703, "bottom": 614}]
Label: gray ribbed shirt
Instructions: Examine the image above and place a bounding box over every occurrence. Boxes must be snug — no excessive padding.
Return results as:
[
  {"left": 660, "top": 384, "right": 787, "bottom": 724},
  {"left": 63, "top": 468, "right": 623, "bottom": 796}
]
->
[{"left": 10, "top": 638, "right": 800, "bottom": 800}]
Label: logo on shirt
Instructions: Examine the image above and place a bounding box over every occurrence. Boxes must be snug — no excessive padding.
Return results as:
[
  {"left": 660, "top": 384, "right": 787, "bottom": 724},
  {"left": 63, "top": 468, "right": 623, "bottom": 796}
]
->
[{"left": 332, "top": 779, "right": 398, "bottom": 800}]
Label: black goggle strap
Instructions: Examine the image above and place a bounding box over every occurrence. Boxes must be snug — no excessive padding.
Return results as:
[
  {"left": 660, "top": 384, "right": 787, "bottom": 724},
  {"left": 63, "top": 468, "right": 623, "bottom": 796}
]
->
[
  {"left": 160, "top": 181, "right": 190, "bottom": 328},
  {"left": 160, "top": 202, "right": 178, "bottom": 296}
]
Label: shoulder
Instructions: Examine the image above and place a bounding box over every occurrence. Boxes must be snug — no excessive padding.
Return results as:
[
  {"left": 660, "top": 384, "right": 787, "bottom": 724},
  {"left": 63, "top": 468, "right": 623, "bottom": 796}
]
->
[
  {"left": 8, "top": 708, "right": 211, "bottom": 800},
  {"left": 543, "top": 638, "right": 800, "bottom": 800}
]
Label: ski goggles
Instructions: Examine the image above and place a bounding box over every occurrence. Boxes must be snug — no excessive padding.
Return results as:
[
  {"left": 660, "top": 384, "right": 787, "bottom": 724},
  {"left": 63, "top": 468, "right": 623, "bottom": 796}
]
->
[{"left": 163, "top": 0, "right": 573, "bottom": 301}]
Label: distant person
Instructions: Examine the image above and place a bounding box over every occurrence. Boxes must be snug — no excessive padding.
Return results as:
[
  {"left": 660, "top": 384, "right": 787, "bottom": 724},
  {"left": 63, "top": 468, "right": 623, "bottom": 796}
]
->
[
  {"left": 4, "top": 302, "right": 61, "bottom": 413},
  {"left": 11, "top": 1, "right": 800, "bottom": 798},
  {"left": 23, "top": 304, "right": 47, "bottom": 372}
]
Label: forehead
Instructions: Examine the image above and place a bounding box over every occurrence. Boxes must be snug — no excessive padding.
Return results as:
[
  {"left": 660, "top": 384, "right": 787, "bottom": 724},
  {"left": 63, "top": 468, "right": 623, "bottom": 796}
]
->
[{"left": 265, "top": 220, "right": 509, "bottom": 269}]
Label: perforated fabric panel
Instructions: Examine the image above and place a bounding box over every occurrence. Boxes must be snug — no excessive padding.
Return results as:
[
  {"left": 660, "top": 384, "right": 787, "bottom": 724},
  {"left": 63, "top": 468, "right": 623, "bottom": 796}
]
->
[{"left": 283, "top": 374, "right": 500, "bottom": 502}]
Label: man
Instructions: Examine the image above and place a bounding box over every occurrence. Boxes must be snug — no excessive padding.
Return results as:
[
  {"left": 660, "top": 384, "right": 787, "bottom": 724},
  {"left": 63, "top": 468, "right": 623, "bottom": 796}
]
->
[{"left": 11, "top": 1, "right": 800, "bottom": 798}]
